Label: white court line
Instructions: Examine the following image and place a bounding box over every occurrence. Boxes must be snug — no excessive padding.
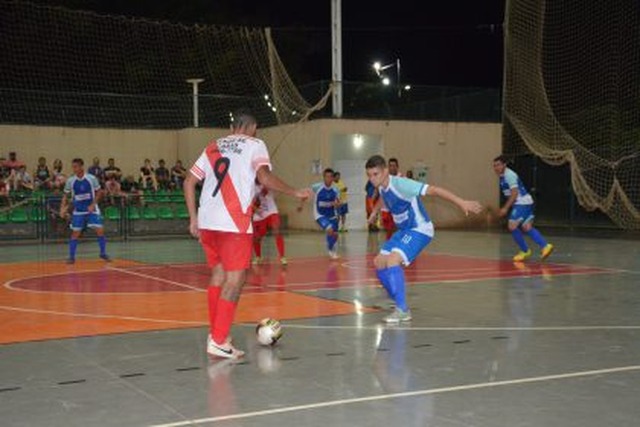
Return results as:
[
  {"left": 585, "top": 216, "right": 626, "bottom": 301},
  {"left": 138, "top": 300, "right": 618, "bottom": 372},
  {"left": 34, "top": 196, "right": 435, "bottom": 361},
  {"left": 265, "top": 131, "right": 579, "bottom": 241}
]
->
[
  {"left": 3, "top": 267, "right": 198, "bottom": 296},
  {"left": 4, "top": 268, "right": 101, "bottom": 293},
  {"left": 151, "top": 364, "right": 640, "bottom": 427},
  {"left": 430, "top": 250, "right": 624, "bottom": 273},
  {"left": 107, "top": 266, "right": 206, "bottom": 293},
  {"left": 278, "top": 324, "right": 640, "bottom": 331},
  {"left": 0, "top": 305, "right": 205, "bottom": 325},
  {"left": 288, "top": 269, "right": 617, "bottom": 293},
  {"left": 340, "top": 262, "right": 503, "bottom": 273},
  {"left": 264, "top": 278, "right": 379, "bottom": 289}
]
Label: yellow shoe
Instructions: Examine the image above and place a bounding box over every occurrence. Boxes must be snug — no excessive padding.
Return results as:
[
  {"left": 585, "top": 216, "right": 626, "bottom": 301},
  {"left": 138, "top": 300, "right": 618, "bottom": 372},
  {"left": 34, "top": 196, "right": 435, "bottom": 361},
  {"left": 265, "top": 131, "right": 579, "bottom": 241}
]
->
[
  {"left": 513, "top": 249, "right": 532, "bottom": 262},
  {"left": 541, "top": 244, "right": 554, "bottom": 260}
]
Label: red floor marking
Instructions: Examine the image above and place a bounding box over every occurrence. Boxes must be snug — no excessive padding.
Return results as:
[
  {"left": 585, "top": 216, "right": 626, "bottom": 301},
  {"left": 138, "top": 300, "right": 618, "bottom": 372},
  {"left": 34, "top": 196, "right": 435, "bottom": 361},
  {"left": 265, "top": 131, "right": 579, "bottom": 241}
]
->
[{"left": 7, "top": 253, "right": 612, "bottom": 295}]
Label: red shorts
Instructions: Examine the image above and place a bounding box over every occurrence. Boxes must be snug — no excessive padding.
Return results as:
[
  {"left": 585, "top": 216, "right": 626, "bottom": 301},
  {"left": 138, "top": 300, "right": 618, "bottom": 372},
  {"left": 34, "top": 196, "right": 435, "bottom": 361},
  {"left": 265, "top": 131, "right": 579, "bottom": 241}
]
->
[
  {"left": 200, "top": 230, "right": 253, "bottom": 271},
  {"left": 365, "top": 197, "right": 376, "bottom": 216},
  {"left": 253, "top": 214, "right": 281, "bottom": 238},
  {"left": 381, "top": 211, "right": 395, "bottom": 230}
]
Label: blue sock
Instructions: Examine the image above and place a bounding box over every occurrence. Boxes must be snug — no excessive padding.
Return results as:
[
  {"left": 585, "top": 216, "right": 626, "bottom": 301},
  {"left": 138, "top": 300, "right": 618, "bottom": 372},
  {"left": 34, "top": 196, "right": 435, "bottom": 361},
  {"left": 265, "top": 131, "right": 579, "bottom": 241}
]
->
[
  {"left": 69, "top": 238, "right": 78, "bottom": 260},
  {"left": 97, "top": 236, "right": 107, "bottom": 256},
  {"left": 525, "top": 227, "right": 547, "bottom": 248},
  {"left": 326, "top": 233, "right": 337, "bottom": 251},
  {"left": 376, "top": 268, "right": 395, "bottom": 299},
  {"left": 511, "top": 229, "right": 529, "bottom": 252},
  {"left": 386, "top": 266, "right": 408, "bottom": 312}
]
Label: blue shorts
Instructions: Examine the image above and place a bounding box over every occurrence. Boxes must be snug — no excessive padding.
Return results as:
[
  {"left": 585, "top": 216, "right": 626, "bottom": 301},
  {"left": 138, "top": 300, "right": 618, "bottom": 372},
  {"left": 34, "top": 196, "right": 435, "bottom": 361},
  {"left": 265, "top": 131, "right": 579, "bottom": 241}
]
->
[
  {"left": 337, "top": 203, "right": 349, "bottom": 215},
  {"left": 510, "top": 204, "right": 534, "bottom": 225},
  {"left": 70, "top": 213, "right": 104, "bottom": 231},
  {"left": 381, "top": 229, "right": 432, "bottom": 265},
  {"left": 316, "top": 216, "right": 339, "bottom": 232}
]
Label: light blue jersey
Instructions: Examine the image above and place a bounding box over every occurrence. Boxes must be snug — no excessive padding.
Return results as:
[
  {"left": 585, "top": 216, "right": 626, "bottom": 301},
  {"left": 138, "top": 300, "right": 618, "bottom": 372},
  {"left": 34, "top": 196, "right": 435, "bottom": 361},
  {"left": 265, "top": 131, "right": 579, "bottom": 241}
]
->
[
  {"left": 379, "top": 175, "right": 433, "bottom": 237},
  {"left": 311, "top": 182, "right": 340, "bottom": 220},
  {"left": 64, "top": 173, "right": 101, "bottom": 215},
  {"left": 499, "top": 168, "right": 533, "bottom": 206}
]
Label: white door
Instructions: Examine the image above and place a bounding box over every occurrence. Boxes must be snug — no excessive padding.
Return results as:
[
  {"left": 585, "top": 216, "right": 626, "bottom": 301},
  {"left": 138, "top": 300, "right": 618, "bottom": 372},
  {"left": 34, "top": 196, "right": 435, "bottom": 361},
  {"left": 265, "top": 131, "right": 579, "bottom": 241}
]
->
[{"left": 334, "top": 160, "right": 368, "bottom": 230}]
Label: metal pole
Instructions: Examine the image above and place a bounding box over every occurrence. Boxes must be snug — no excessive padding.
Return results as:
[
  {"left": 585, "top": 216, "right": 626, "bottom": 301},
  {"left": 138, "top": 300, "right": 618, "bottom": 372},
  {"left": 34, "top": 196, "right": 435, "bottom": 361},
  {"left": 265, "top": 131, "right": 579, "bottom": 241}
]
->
[
  {"left": 186, "top": 78, "right": 205, "bottom": 127},
  {"left": 396, "top": 58, "right": 401, "bottom": 98},
  {"left": 331, "top": 0, "right": 343, "bottom": 118}
]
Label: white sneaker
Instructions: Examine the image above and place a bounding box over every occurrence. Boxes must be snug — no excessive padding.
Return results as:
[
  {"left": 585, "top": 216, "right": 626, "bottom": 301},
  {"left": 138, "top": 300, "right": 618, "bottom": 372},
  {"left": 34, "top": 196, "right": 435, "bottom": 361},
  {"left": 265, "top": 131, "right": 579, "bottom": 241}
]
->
[
  {"left": 252, "top": 257, "right": 263, "bottom": 265},
  {"left": 207, "top": 336, "right": 244, "bottom": 359},
  {"left": 328, "top": 250, "right": 339, "bottom": 260},
  {"left": 383, "top": 308, "right": 412, "bottom": 323},
  {"left": 208, "top": 334, "right": 232, "bottom": 346}
]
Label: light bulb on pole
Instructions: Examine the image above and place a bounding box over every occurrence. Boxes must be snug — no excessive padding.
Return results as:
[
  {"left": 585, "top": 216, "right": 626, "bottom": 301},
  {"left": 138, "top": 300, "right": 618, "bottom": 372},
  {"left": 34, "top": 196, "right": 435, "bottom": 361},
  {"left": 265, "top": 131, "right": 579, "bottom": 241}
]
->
[{"left": 371, "top": 59, "right": 404, "bottom": 97}]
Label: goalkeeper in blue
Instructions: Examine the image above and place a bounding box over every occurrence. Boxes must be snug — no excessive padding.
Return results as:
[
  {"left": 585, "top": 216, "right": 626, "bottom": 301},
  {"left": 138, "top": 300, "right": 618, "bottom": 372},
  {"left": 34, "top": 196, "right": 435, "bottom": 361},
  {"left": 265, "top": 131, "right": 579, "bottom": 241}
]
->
[
  {"left": 493, "top": 155, "right": 554, "bottom": 262},
  {"left": 366, "top": 155, "right": 483, "bottom": 323}
]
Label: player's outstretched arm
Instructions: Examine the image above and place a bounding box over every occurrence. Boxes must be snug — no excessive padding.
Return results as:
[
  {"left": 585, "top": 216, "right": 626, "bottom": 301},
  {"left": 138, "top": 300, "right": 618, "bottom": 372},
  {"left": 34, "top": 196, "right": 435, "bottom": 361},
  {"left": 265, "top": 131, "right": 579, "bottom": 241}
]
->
[
  {"left": 59, "top": 194, "right": 69, "bottom": 218},
  {"left": 426, "top": 185, "right": 483, "bottom": 216},
  {"left": 183, "top": 173, "right": 200, "bottom": 238},
  {"left": 368, "top": 197, "right": 384, "bottom": 224},
  {"left": 256, "top": 166, "right": 311, "bottom": 200},
  {"left": 499, "top": 188, "right": 518, "bottom": 217}
]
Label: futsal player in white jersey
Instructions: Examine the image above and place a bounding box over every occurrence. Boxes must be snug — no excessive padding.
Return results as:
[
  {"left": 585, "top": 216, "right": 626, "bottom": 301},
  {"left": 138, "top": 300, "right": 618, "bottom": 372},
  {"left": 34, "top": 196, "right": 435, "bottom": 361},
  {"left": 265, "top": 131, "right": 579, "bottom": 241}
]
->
[
  {"left": 184, "top": 110, "right": 311, "bottom": 359},
  {"left": 366, "top": 155, "right": 483, "bottom": 322},
  {"left": 493, "top": 155, "right": 554, "bottom": 262},
  {"left": 252, "top": 181, "right": 287, "bottom": 265}
]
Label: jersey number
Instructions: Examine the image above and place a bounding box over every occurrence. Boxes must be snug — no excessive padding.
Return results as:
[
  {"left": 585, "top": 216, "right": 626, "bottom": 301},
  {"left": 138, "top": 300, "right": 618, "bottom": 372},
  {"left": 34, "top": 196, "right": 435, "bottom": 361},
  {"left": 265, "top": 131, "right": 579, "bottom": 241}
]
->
[{"left": 211, "top": 157, "right": 230, "bottom": 197}]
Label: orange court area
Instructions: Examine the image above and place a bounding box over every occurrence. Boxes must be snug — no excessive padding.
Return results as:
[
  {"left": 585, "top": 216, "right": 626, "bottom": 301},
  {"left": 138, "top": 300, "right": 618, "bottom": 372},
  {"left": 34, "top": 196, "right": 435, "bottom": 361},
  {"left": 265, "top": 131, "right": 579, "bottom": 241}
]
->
[{"left": 0, "top": 253, "right": 609, "bottom": 345}]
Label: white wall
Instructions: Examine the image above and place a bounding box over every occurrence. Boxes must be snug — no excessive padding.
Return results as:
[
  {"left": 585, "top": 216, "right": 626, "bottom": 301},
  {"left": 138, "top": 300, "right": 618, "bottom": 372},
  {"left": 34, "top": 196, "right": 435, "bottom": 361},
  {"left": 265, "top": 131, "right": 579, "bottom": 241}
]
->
[{"left": 1, "top": 119, "right": 502, "bottom": 229}]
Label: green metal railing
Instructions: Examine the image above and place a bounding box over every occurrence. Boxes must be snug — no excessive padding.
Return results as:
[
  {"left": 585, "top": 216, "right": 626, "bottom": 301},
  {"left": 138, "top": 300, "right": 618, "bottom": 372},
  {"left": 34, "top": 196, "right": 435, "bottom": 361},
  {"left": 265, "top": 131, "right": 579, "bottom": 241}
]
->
[{"left": 0, "top": 191, "right": 191, "bottom": 242}]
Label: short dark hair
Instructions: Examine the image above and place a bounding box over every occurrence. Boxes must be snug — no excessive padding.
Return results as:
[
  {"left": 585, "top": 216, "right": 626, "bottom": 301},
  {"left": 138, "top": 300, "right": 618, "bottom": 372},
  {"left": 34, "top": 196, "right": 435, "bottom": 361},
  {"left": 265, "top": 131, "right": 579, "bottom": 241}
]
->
[
  {"left": 231, "top": 109, "right": 257, "bottom": 130},
  {"left": 333, "top": 171, "right": 340, "bottom": 177},
  {"left": 366, "top": 155, "right": 386, "bottom": 169},
  {"left": 72, "top": 158, "right": 84, "bottom": 166},
  {"left": 493, "top": 155, "right": 508, "bottom": 164},
  {"left": 323, "top": 168, "right": 335, "bottom": 175},
  {"left": 388, "top": 157, "right": 399, "bottom": 166}
]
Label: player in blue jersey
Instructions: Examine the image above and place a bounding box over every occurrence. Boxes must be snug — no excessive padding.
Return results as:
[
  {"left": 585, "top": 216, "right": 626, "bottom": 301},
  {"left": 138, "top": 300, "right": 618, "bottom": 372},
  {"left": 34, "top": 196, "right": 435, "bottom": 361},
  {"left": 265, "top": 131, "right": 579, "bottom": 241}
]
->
[
  {"left": 366, "top": 155, "right": 483, "bottom": 323},
  {"left": 309, "top": 168, "right": 341, "bottom": 259},
  {"left": 493, "top": 155, "right": 554, "bottom": 262},
  {"left": 60, "top": 158, "right": 110, "bottom": 264}
]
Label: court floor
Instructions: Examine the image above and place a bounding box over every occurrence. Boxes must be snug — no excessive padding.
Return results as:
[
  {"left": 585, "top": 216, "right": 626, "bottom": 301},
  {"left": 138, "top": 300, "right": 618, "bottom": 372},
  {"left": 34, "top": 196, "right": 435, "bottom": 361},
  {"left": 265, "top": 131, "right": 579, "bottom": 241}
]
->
[{"left": 1, "top": 229, "right": 640, "bottom": 426}]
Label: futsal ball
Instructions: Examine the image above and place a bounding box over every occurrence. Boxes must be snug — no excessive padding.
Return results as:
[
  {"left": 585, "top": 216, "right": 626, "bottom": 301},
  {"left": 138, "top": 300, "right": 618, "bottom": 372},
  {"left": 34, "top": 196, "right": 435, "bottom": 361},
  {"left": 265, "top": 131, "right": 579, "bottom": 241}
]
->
[{"left": 256, "top": 318, "right": 283, "bottom": 346}]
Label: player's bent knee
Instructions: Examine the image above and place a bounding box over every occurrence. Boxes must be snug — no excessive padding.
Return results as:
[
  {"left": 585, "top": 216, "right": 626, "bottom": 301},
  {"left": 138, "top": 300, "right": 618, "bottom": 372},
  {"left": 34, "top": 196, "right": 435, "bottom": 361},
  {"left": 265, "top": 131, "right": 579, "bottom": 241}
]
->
[
  {"left": 373, "top": 255, "right": 388, "bottom": 269},
  {"left": 387, "top": 252, "right": 404, "bottom": 267}
]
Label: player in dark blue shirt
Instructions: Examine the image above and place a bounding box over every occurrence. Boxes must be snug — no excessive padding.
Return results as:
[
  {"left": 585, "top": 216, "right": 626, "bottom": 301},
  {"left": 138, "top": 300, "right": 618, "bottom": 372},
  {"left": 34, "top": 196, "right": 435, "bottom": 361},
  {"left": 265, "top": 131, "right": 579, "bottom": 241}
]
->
[
  {"left": 61, "top": 158, "right": 110, "bottom": 264},
  {"left": 308, "top": 168, "right": 341, "bottom": 259}
]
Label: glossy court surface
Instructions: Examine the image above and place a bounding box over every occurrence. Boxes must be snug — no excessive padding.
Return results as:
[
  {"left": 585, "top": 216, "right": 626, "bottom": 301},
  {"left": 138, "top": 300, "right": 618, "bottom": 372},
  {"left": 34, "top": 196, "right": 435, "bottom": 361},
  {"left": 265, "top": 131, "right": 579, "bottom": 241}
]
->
[{"left": 1, "top": 229, "right": 640, "bottom": 426}]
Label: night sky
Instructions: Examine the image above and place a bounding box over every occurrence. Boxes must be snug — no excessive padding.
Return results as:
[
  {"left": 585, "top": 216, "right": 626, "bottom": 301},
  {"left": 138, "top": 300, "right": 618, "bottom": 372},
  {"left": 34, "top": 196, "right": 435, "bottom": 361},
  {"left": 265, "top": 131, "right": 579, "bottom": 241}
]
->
[{"left": 28, "top": 0, "right": 505, "bottom": 88}]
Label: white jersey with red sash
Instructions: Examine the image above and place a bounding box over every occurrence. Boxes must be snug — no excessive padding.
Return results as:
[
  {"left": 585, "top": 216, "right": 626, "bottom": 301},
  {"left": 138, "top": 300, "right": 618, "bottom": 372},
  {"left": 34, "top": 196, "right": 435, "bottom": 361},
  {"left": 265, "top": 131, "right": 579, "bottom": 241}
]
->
[{"left": 190, "top": 134, "right": 271, "bottom": 233}]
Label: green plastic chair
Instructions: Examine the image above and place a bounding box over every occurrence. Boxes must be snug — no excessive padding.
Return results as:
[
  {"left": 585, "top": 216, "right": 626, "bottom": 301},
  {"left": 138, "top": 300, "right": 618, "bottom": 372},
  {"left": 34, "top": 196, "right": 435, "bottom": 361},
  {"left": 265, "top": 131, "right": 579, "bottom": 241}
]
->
[
  {"left": 170, "top": 190, "right": 185, "bottom": 202},
  {"left": 142, "top": 206, "right": 158, "bottom": 220},
  {"left": 0, "top": 211, "right": 9, "bottom": 224},
  {"left": 127, "top": 206, "right": 141, "bottom": 220},
  {"left": 157, "top": 205, "right": 174, "bottom": 220},
  {"left": 175, "top": 204, "right": 189, "bottom": 219},
  {"left": 156, "top": 190, "right": 171, "bottom": 203},
  {"left": 104, "top": 206, "right": 121, "bottom": 221},
  {"left": 30, "top": 206, "right": 47, "bottom": 222},
  {"left": 9, "top": 207, "right": 29, "bottom": 223}
]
